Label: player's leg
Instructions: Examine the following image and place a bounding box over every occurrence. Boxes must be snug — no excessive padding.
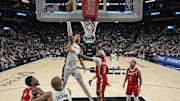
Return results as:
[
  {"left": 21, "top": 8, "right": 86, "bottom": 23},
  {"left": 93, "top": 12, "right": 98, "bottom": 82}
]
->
[
  {"left": 73, "top": 68, "right": 94, "bottom": 101},
  {"left": 112, "top": 61, "right": 115, "bottom": 73},
  {"left": 126, "top": 95, "right": 131, "bottom": 101},
  {"left": 126, "top": 86, "right": 132, "bottom": 101},
  {"left": 134, "top": 96, "right": 139, "bottom": 101},
  {"left": 62, "top": 67, "right": 71, "bottom": 89},
  {"left": 96, "top": 79, "right": 104, "bottom": 101},
  {"left": 116, "top": 61, "right": 120, "bottom": 71},
  {"left": 133, "top": 86, "right": 139, "bottom": 101}
]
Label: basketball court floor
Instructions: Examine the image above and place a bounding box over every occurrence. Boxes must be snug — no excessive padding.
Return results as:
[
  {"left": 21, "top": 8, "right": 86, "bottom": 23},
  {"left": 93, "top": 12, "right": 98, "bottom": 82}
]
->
[{"left": 0, "top": 57, "right": 180, "bottom": 101}]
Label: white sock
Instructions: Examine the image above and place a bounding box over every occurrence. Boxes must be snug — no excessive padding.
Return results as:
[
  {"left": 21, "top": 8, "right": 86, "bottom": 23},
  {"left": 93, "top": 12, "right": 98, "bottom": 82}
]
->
[
  {"left": 126, "top": 95, "right": 131, "bottom": 101},
  {"left": 134, "top": 96, "right": 139, "bottom": 101}
]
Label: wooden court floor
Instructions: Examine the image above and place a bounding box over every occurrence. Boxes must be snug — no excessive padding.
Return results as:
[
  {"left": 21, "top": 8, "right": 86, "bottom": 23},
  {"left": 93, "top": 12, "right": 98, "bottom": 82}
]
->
[{"left": 0, "top": 57, "right": 180, "bottom": 101}]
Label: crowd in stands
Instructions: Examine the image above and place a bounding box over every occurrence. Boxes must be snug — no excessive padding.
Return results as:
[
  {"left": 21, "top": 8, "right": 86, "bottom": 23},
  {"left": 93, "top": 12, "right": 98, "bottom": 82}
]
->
[{"left": 0, "top": 23, "right": 179, "bottom": 72}]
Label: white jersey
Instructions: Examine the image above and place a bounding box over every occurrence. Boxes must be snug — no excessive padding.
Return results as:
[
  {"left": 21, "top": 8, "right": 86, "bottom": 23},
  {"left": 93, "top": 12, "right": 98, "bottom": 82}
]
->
[
  {"left": 111, "top": 53, "right": 117, "bottom": 61},
  {"left": 51, "top": 88, "right": 72, "bottom": 101},
  {"left": 65, "top": 43, "right": 80, "bottom": 68}
]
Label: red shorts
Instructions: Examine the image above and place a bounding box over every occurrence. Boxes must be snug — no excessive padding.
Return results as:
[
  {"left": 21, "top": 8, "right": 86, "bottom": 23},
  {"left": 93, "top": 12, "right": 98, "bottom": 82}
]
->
[
  {"left": 96, "top": 77, "right": 107, "bottom": 98},
  {"left": 126, "top": 84, "right": 139, "bottom": 96}
]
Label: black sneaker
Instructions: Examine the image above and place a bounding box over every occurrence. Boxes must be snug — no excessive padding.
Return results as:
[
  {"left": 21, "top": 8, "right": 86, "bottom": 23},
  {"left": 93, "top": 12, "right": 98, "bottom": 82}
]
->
[{"left": 107, "top": 83, "right": 111, "bottom": 86}]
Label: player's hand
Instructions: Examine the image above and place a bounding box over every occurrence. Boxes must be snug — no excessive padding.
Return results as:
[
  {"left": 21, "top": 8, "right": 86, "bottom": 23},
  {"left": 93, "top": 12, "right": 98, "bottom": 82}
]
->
[
  {"left": 123, "top": 83, "right": 125, "bottom": 88},
  {"left": 89, "top": 80, "right": 92, "bottom": 86},
  {"left": 138, "top": 87, "right": 141, "bottom": 93}
]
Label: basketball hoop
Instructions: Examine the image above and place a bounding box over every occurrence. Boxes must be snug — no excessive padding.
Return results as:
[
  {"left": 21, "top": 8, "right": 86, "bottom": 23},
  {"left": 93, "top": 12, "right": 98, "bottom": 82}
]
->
[{"left": 81, "top": 21, "right": 99, "bottom": 42}]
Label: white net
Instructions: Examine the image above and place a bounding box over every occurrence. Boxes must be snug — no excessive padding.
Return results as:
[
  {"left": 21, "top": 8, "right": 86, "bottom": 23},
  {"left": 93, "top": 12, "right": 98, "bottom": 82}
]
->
[{"left": 81, "top": 21, "right": 99, "bottom": 41}]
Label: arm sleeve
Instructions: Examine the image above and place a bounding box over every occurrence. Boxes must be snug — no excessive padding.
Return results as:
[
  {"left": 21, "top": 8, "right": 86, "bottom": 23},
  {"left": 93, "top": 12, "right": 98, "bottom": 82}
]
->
[
  {"left": 92, "top": 57, "right": 102, "bottom": 66},
  {"left": 67, "top": 21, "right": 73, "bottom": 36}
]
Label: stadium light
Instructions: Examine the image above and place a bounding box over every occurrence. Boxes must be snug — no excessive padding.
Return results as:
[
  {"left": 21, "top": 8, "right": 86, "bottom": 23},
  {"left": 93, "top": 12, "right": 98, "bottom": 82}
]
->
[
  {"left": 150, "top": 12, "right": 160, "bottom": 15},
  {"left": 16, "top": 12, "right": 27, "bottom": 16},
  {"left": 175, "top": 12, "right": 180, "bottom": 15},
  {"left": 145, "top": 0, "right": 156, "bottom": 3},
  {"left": 4, "top": 27, "right": 10, "bottom": 30},
  {"left": 167, "top": 26, "right": 174, "bottom": 29}
]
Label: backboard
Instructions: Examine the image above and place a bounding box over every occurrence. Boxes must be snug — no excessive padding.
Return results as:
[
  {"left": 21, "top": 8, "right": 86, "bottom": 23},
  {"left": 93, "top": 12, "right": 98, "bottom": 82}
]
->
[{"left": 36, "top": 0, "right": 143, "bottom": 22}]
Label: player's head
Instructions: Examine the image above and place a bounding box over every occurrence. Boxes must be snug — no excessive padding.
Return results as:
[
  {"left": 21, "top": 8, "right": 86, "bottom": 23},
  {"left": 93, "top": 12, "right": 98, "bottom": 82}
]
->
[
  {"left": 112, "top": 50, "right": 115, "bottom": 54},
  {"left": 96, "top": 50, "right": 106, "bottom": 58},
  {"left": 130, "top": 60, "right": 136, "bottom": 68},
  {"left": 51, "top": 76, "right": 62, "bottom": 91},
  {"left": 74, "top": 34, "right": 80, "bottom": 44},
  {"left": 25, "top": 76, "right": 39, "bottom": 87}
]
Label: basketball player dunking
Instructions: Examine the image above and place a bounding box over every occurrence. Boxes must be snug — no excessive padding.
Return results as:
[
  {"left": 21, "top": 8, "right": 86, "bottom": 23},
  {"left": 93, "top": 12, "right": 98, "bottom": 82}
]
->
[
  {"left": 61, "top": 21, "right": 93, "bottom": 101},
  {"left": 110, "top": 50, "right": 120, "bottom": 74},
  {"left": 123, "top": 60, "right": 142, "bottom": 101},
  {"left": 78, "top": 50, "right": 107, "bottom": 101}
]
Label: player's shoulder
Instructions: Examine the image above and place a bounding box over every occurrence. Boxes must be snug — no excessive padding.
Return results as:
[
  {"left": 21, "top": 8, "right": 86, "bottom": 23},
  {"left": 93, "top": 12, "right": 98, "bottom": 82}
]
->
[{"left": 127, "top": 67, "right": 130, "bottom": 71}]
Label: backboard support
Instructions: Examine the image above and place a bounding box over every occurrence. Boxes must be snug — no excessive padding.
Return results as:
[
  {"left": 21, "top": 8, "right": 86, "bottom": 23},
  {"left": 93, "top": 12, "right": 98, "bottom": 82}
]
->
[{"left": 36, "top": 0, "right": 143, "bottom": 22}]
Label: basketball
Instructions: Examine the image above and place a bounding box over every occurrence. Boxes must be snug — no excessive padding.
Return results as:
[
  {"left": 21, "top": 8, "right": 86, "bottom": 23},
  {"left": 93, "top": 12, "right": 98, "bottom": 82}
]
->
[{"left": 66, "top": 0, "right": 78, "bottom": 12}]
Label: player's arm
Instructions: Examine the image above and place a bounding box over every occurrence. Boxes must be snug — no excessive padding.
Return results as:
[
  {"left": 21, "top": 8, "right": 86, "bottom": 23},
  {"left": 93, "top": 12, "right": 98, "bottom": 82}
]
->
[
  {"left": 110, "top": 54, "right": 112, "bottom": 61},
  {"left": 35, "top": 92, "right": 51, "bottom": 101},
  {"left": 36, "top": 87, "right": 44, "bottom": 95},
  {"left": 123, "top": 69, "right": 128, "bottom": 88},
  {"left": 67, "top": 21, "right": 74, "bottom": 47},
  {"left": 116, "top": 54, "right": 119, "bottom": 61},
  {"left": 137, "top": 70, "right": 142, "bottom": 90},
  {"left": 78, "top": 54, "right": 93, "bottom": 61},
  {"left": 67, "top": 88, "right": 72, "bottom": 96}
]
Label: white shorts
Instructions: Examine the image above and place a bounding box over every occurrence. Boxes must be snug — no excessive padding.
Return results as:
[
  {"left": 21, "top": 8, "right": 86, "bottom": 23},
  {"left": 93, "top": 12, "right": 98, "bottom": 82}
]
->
[
  {"left": 112, "top": 61, "right": 119, "bottom": 68},
  {"left": 62, "top": 66, "right": 82, "bottom": 82}
]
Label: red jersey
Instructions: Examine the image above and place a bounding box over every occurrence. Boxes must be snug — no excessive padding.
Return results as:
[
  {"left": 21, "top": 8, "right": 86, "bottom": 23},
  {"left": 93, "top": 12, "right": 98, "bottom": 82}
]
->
[
  {"left": 96, "top": 57, "right": 107, "bottom": 79},
  {"left": 127, "top": 67, "right": 138, "bottom": 85},
  {"left": 21, "top": 86, "right": 33, "bottom": 101}
]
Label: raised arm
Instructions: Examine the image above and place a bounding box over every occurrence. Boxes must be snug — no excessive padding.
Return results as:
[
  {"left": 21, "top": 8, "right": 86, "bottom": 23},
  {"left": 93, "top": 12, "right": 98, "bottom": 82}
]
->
[{"left": 67, "top": 21, "right": 74, "bottom": 47}]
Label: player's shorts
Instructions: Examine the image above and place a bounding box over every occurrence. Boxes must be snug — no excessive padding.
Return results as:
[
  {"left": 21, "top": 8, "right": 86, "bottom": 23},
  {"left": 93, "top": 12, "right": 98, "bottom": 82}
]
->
[
  {"left": 126, "top": 84, "right": 139, "bottom": 96},
  {"left": 96, "top": 77, "right": 107, "bottom": 98},
  {"left": 112, "top": 61, "right": 119, "bottom": 68},
  {"left": 62, "top": 65, "right": 82, "bottom": 81}
]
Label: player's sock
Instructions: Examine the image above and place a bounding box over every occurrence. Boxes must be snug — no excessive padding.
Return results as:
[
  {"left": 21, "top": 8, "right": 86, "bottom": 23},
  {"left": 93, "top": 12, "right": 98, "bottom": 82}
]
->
[
  {"left": 77, "top": 78, "right": 94, "bottom": 101},
  {"left": 126, "top": 95, "right": 131, "bottom": 101},
  {"left": 134, "top": 96, "right": 139, "bottom": 101}
]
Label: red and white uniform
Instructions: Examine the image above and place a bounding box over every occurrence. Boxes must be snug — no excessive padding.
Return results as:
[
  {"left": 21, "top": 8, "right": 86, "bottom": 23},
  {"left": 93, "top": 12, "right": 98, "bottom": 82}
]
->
[
  {"left": 93, "top": 57, "right": 107, "bottom": 98},
  {"left": 21, "top": 86, "right": 33, "bottom": 101},
  {"left": 21, "top": 86, "right": 38, "bottom": 101},
  {"left": 126, "top": 67, "right": 139, "bottom": 96}
]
